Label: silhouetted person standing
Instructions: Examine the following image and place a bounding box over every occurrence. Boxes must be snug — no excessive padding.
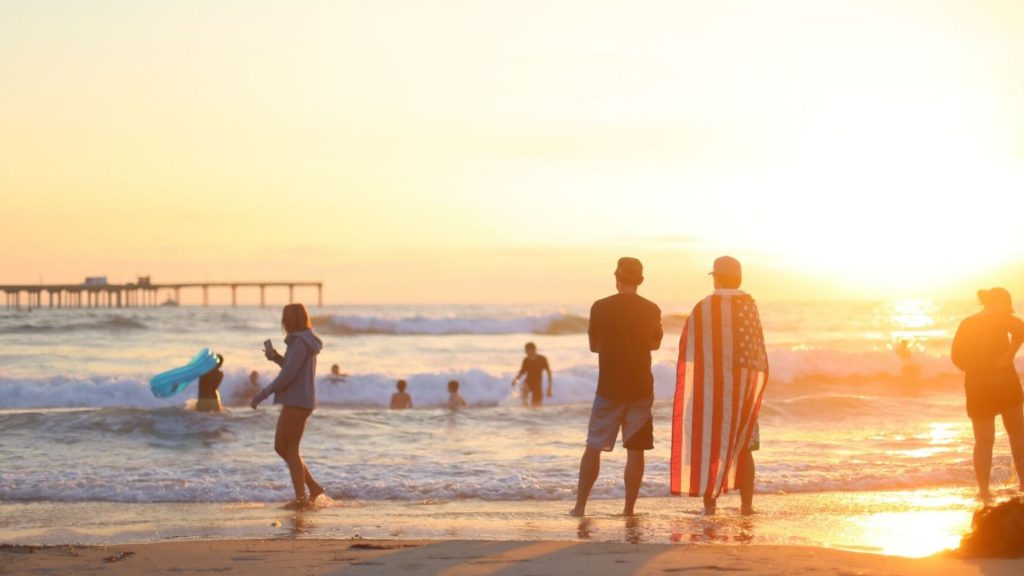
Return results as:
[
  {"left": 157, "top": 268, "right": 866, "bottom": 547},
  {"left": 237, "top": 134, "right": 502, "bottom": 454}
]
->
[
  {"left": 671, "top": 256, "right": 768, "bottom": 515},
  {"left": 251, "top": 303, "right": 326, "bottom": 509},
  {"left": 952, "top": 287, "right": 1024, "bottom": 500},
  {"left": 571, "top": 257, "right": 662, "bottom": 517}
]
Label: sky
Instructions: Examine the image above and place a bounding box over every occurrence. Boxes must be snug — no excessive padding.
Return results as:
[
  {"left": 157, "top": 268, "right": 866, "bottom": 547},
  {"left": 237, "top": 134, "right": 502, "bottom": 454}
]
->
[{"left": 2, "top": 0, "right": 1023, "bottom": 306}]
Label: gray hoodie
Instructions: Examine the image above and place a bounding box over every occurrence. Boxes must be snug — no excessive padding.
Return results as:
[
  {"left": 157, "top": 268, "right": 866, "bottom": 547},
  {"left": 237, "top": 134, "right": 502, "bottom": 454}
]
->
[{"left": 257, "top": 329, "right": 323, "bottom": 410}]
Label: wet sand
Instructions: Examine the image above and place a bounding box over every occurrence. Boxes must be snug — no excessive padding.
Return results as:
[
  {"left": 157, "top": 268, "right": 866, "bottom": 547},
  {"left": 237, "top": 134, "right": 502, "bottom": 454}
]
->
[{"left": 4, "top": 539, "right": 1023, "bottom": 576}]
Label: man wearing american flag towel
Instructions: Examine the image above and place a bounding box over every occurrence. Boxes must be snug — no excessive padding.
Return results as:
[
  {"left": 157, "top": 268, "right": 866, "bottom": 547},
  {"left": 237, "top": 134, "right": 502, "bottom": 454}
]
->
[{"left": 671, "top": 256, "right": 768, "bottom": 515}]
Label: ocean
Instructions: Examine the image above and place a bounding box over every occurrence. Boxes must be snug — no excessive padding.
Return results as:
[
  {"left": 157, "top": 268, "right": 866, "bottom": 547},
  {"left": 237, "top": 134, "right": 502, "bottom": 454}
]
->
[{"left": 1, "top": 299, "right": 1019, "bottom": 555}]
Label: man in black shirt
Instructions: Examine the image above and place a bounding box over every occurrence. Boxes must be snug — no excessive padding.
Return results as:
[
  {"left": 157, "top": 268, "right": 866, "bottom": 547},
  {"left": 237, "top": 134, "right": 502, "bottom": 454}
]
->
[
  {"left": 512, "top": 342, "right": 552, "bottom": 406},
  {"left": 570, "top": 257, "right": 663, "bottom": 516}
]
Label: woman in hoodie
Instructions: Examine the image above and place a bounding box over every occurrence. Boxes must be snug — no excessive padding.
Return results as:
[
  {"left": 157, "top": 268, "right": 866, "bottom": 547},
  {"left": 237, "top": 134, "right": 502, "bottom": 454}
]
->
[{"left": 251, "top": 303, "right": 326, "bottom": 508}]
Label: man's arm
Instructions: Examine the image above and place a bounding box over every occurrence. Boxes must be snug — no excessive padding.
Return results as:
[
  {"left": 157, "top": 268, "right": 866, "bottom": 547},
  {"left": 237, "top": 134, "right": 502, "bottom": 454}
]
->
[
  {"left": 545, "top": 357, "right": 553, "bottom": 397},
  {"left": 512, "top": 359, "right": 527, "bottom": 386},
  {"left": 589, "top": 304, "right": 601, "bottom": 353},
  {"left": 650, "top": 307, "right": 664, "bottom": 351},
  {"left": 951, "top": 321, "right": 969, "bottom": 371}
]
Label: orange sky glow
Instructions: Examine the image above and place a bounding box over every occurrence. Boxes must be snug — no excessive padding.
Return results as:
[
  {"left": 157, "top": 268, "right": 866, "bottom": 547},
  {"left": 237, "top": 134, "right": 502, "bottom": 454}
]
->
[{"left": 2, "top": 1, "right": 1023, "bottom": 306}]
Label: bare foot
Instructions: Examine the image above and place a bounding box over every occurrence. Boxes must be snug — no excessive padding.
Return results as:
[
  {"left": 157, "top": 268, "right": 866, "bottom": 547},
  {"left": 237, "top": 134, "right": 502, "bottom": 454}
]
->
[
  {"left": 740, "top": 505, "right": 756, "bottom": 516},
  {"left": 569, "top": 507, "right": 585, "bottom": 517},
  {"left": 309, "top": 486, "right": 326, "bottom": 502},
  {"left": 703, "top": 495, "right": 717, "bottom": 516},
  {"left": 283, "top": 497, "right": 313, "bottom": 510},
  {"left": 976, "top": 491, "right": 993, "bottom": 504}
]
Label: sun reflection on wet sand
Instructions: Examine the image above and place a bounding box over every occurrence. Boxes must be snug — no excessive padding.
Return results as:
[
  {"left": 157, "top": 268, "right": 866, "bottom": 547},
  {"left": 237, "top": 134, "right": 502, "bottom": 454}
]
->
[
  {"left": 829, "top": 491, "right": 974, "bottom": 558},
  {"left": 2, "top": 489, "right": 991, "bottom": 558},
  {"left": 852, "top": 510, "right": 967, "bottom": 558}
]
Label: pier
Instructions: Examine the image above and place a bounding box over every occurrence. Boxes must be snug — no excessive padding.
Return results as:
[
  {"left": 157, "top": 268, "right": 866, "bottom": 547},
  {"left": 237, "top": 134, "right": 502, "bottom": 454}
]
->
[{"left": 1, "top": 279, "right": 323, "bottom": 309}]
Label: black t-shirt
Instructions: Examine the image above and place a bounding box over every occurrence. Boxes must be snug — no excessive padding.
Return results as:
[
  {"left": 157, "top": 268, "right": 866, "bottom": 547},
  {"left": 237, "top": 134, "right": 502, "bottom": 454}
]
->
[
  {"left": 589, "top": 293, "right": 663, "bottom": 401},
  {"left": 519, "top": 355, "right": 550, "bottom": 384}
]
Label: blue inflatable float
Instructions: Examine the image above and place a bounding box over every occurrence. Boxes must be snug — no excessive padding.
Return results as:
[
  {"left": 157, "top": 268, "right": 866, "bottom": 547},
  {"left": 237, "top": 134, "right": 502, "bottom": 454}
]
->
[{"left": 150, "top": 348, "right": 219, "bottom": 398}]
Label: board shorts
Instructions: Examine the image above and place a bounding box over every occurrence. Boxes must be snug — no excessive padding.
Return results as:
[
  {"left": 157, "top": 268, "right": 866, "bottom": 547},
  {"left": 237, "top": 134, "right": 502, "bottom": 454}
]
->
[
  {"left": 965, "top": 378, "right": 1024, "bottom": 420},
  {"left": 586, "top": 394, "right": 654, "bottom": 451}
]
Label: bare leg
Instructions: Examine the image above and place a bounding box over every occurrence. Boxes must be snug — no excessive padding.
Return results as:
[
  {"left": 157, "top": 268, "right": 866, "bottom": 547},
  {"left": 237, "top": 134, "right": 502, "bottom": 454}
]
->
[
  {"left": 305, "top": 464, "right": 325, "bottom": 501},
  {"left": 571, "top": 447, "right": 601, "bottom": 516},
  {"left": 703, "top": 494, "right": 717, "bottom": 515},
  {"left": 739, "top": 447, "right": 756, "bottom": 515},
  {"left": 1001, "top": 406, "right": 1024, "bottom": 490},
  {"left": 275, "top": 406, "right": 318, "bottom": 502},
  {"left": 623, "top": 449, "right": 644, "bottom": 516},
  {"left": 971, "top": 417, "right": 996, "bottom": 500}
]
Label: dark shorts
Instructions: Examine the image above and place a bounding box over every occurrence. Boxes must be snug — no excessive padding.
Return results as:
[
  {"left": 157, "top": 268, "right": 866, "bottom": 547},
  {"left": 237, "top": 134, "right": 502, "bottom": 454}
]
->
[
  {"left": 966, "top": 379, "right": 1024, "bottom": 420},
  {"left": 585, "top": 394, "right": 654, "bottom": 451}
]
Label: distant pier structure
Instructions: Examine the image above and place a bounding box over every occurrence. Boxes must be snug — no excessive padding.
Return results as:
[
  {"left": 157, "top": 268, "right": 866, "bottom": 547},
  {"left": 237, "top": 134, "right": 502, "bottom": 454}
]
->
[{"left": 1, "top": 276, "right": 323, "bottom": 309}]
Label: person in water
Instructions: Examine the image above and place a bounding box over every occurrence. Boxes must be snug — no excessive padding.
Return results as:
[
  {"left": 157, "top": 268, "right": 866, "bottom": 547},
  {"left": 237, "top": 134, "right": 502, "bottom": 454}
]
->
[
  {"left": 390, "top": 379, "right": 413, "bottom": 409},
  {"left": 512, "top": 342, "right": 552, "bottom": 406},
  {"left": 894, "top": 338, "right": 921, "bottom": 381},
  {"left": 951, "top": 287, "right": 1024, "bottom": 500},
  {"left": 447, "top": 380, "right": 467, "bottom": 410},
  {"left": 328, "top": 363, "right": 348, "bottom": 382},
  {"left": 196, "top": 354, "right": 224, "bottom": 412},
  {"left": 233, "top": 370, "right": 262, "bottom": 406},
  {"left": 251, "top": 303, "right": 327, "bottom": 509}
]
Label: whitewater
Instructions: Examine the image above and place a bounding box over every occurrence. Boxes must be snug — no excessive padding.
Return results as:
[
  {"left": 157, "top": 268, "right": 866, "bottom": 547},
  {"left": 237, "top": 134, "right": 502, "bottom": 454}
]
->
[{"left": 1, "top": 300, "right": 1020, "bottom": 506}]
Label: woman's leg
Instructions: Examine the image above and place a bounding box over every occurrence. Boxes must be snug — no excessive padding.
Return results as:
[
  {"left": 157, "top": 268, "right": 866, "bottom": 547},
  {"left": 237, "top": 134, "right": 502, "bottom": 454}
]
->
[
  {"left": 1000, "top": 405, "right": 1024, "bottom": 490},
  {"left": 304, "top": 461, "right": 324, "bottom": 500},
  {"left": 971, "top": 416, "right": 996, "bottom": 499},
  {"left": 275, "top": 406, "right": 313, "bottom": 501}
]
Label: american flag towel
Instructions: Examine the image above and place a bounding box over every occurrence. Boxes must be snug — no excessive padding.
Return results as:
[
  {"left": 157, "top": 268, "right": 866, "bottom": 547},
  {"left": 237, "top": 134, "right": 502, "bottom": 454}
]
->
[{"left": 671, "top": 289, "right": 768, "bottom": 498}]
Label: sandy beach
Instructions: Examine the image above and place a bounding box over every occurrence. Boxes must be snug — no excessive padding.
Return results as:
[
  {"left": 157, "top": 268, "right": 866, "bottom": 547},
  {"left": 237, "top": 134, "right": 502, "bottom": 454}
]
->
[{"left": 4, "top": 539, "right": 1023, "bottom": 576}]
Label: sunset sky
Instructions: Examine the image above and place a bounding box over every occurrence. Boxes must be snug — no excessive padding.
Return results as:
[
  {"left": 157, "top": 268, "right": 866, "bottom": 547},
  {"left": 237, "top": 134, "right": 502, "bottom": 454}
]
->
[{"left": 2, "top": 1, "right": 1023, "bottom": 306}]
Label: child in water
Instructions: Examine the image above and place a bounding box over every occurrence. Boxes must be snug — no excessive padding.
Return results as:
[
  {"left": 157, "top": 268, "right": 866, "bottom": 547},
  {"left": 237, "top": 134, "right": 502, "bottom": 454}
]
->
[
  {"left": 232, "top": 370, "right": 262, "bottom": 406},
  {"left": 447, "top": 380, "right": 467, "bottom": 410},
  {"left": 390, "top": 379, "right": 413, "bottom": 409},
  {"left": 196, "top": 354, "right": 224, "bottom": 412},
  {"left": 326, "top": 363, "right": 350, "bottom": 383}
]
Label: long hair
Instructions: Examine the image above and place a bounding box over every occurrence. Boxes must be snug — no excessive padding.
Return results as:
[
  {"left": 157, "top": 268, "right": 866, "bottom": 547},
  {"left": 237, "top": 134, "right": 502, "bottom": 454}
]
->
[{"left": 281, "top": 303, "right": 312, "bottom": 334}]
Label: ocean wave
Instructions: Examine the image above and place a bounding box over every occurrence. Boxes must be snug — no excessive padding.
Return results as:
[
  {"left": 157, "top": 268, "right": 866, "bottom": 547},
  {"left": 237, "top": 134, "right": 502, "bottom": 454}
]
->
[
  {"left": 0, "top": 315, "right": 149, "bottom": 333},
  {"left": 311, "top": 312, "right": 691, "bottom": 336},
  {"left": 0, "top": 346, "right": 973, "bottom": 410},
  {"left": 312, "top": 313, "right": 591, "bottom": 335}
]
